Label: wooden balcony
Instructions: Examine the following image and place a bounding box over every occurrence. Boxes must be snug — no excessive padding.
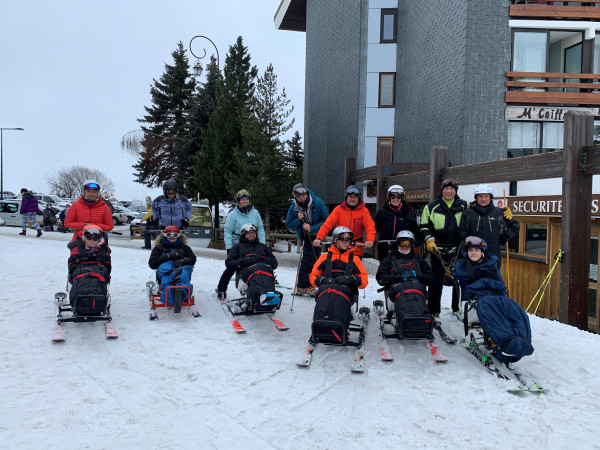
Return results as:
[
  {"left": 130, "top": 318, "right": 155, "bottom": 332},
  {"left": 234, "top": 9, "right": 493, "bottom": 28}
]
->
[
  {"left": 510, "top": 1, "right": 600, "bottom": 20},
  {"left": 506, "top": 72, "right": 600, "bottom": 105}
]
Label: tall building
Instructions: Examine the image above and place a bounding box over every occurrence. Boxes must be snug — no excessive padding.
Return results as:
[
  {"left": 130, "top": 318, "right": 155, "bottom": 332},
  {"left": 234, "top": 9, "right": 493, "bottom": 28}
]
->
[{"left": 275, "top": 0, "right": 600, "bottom": 205}]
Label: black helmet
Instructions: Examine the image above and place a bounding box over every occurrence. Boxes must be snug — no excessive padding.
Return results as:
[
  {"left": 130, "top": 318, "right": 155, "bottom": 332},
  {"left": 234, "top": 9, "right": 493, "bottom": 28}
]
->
[
  {"left": 292, "top": 183, "right": 308, "bottom": 198},
  {"left": 345, "top": 185, "right": 362, "bottom": 202},
  {"left": 163, "top": 179, "right": 178, "bottom": 194}
]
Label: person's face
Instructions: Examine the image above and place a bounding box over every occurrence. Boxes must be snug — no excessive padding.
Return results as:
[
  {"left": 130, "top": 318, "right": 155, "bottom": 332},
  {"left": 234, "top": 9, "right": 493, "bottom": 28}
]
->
[
  {"left": 84, "top": 188, "right": 99, "bottom": 200},
  {"left": 165, "top": 231, "right": 180, "bottom": 242},
  {"left": 239, "top": 197, "right": 250, "bottom": 207},
  {"left": 83, "top": 231, "right": 102, "bottom": 247},
  {"left": 476, "top": 194, "right": 491, "bottom": 207},
  {"left": 397, "top": 239, "right": 412, "bottom": 255},
  {"left": 346, "top": 194, "right": 359, "bottom": 206},
  {"left": 389, "top": 194, "right": 402, "bottom": 206},
  {"left": 166, "top": 190, "right": 177, "bottom": 199},
  {"left": 468, "top": 247, "right": 483, "bottom": 262},
  {"left": 335, "top": 238, "right": 351, "bottom": 251},
  {"left": 146, "top": 196, "right": 151, "bottom": 202},
  {"left": 244, "top": 230, "right": 257, "bottom": 240},
  {"left": 442, "top": 186, "right": 456, "bottom": 201},
  {"left": 295, "top": 192, "right": 308, "bottom": 203}
]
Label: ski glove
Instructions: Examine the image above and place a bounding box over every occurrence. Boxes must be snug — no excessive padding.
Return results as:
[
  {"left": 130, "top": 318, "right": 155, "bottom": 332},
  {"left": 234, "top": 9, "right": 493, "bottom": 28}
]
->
[
  {"left": 426, "top": 239, "right": 438, "bottom": 254},
  {"left": 315, "top": 276, "right": 335, "bottom": 286},
  {"left": 242, "top": 256, "right": 259, "bottom": 267},
  {"left": 503, "top": 207, "right": 513, "bottom": 220},
  {"left": 181, "top": 218, "right": 189, "bottom": 229},
  {"left": 173, "top": 259, "right": 184, "bottom": 267},
  {"left": 336, "top": 275, "right": 361, "bottom": 286}
]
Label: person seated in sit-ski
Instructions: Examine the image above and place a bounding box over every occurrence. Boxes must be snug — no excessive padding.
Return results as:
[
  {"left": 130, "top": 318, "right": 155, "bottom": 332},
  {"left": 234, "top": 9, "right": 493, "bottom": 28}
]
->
[{"left": 67, "top": 224, "right": 112, "bottom": 282}]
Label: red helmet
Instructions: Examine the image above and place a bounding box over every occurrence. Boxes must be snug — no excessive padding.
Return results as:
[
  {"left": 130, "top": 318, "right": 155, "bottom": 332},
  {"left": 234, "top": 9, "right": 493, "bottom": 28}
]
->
[{"left": 164, "top": 225, "right": 181, "bottom": 234}]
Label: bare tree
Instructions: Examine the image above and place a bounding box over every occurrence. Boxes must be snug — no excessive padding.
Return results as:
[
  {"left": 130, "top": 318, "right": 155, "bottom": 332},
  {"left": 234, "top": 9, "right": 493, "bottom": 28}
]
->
[{"left": 47, "top": 165, "right": 115, "bottom": 198}]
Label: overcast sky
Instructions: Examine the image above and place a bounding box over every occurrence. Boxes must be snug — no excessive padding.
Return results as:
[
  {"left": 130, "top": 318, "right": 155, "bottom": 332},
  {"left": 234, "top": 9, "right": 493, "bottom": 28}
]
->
[{"left": 0, "top": 1, "right": 305, "bottom": 201}]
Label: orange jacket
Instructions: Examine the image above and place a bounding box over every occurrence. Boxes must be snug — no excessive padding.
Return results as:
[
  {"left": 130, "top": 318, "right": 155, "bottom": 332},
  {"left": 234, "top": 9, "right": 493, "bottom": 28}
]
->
[
  {"left": 315, "top": 201, "right": 376, "bottom": 256},
  {"left": 64, "top": 197, "right": 114, "bottom": 240},
  {"left": 309, "top": 245, "right": 368, "bottom": 289}
]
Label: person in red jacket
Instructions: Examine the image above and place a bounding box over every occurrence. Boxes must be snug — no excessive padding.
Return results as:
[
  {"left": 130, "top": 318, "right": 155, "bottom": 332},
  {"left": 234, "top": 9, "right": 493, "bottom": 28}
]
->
[
  {"left": 64, "top": 180, "right": 113, "bottom": 240},
  {"left": 313, "top": 185, "right": 376, "bottom": 258}
]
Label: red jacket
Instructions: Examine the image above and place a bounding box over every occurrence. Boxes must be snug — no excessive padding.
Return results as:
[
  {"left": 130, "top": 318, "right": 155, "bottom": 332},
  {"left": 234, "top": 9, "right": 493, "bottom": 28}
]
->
[
  {"left": 64, "top": 197, "right": 113, "bottom": 240},
  {"left": 309, "top": 245, "right": 368, "bottom": 289},
  {"left": 315, "top": 201, "right": 376, "bottom": 256}
]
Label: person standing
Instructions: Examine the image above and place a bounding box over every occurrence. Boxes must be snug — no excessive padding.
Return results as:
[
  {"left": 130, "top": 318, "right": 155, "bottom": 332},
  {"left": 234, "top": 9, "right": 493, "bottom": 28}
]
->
[
  {"left": 216, "top": 189, "right": 266, "bottom": 299},
  {"left": 459, "top": 183, "right": 519, "bottom": 268},
  {"left": 141, "top": 195, "right": 158, "bottom": 250},
  {"left": 18, "top": 188, "right": 42, "bottom": 237},
  {"left": 313, "top": 185, "right": 376, "bottom": 259},
  {"left": 151, "top": 180, "right": 192, "bottom": 230},
  {"left": 285, "top": 183, "right": 329, "bottom": 296},
  {"left": 374, "top": 185, "right": 420, "bottom": 262},
  {"left": 64, "top": 180, "right": 114, "bottom": 240},
  {"left": 420, "top": 178, "right": 467, "bottom": 315},
  {"left": 58, "top": 204, "right": 70, "bottom": 233}
]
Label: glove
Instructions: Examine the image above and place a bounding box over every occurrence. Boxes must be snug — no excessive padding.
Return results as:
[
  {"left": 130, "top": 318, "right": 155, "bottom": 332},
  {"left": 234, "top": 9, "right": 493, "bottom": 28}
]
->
[
  {"left": 173, "top": 259, "right": 183, "bottom": 267},
  {"left": 426, "top": 239, "right": 438, "bottom": 254},
  {"left": 226, "top": 249, "right": 231, "bottom": 255},
  {"left": 170, "top": 249, "right": 184, "bottom": 259},
  {"left": 401, "top": 270, "right": 417, "bottom": 282},
  {"left": 315, "top": 276, "right": 335, "bottom": 286},
  {"left": 417, "top": 273, "right": 428, "bottom": 284},
  {"left": 181, "top": 218, "right": 189, "bottom": 229},
  {"left": 242, "top": 256, "right": 258, "bottom": 266},
  {"left": 503, "top": 207, "right": 513, "bottom": 220},
  {"left": 336, "top": 275, "right": 361, "bottom": 286}
]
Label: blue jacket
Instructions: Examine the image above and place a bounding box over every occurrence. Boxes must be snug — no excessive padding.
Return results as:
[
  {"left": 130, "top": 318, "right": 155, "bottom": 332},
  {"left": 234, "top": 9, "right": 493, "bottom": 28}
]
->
[
  {"left": 224, "top": 205, "right": 265, "bottom": 250},
  {"left": 453, "top": 252, "right": 505, "bottom": 300},
  {"left": 285, "top": 189, "right": 329, "bottom": 241},
  {"left": 151, "top": 195, "right": 192, "bottom": 229}
]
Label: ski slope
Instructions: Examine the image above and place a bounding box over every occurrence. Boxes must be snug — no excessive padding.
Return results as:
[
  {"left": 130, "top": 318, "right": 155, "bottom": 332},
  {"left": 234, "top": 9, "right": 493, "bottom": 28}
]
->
[{"left": 1, "top": 226, "right": 599, "bottom": 449}]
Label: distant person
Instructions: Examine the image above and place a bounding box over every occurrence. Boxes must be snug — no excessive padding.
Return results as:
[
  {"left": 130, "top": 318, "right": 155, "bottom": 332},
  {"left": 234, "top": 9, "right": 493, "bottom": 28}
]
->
[
  {"left": 151, "top": 179, "right": 192, "bottom": 230},
  {"left": 141, "top": 195, "right": 158, "bottom": 250},
  {"left": 42, "top": 203, "right": 57, "bottom": 232},
  {"left": 58, "top": 204, "right": 70, "bottom": 233},
  {"left": 216, "top": 189, "right": 266, "bottom": 300},
  {"left": 285, "top": 183, "right": 329, "bottom": 297},
  {"left": 313, "top": 185, "right": 376, "bottom": 259},
  {"left": 374, "top": 185, "right": 420, "bottom": 262},
  {"left": 64, "top": 180, "right": 114, "bottom": 240},
  {"left": 459, "top": 183, "right": 519, "bottom": 268},
  {"left": 18, "top": 188, "right": 42, "bottom": 237}
]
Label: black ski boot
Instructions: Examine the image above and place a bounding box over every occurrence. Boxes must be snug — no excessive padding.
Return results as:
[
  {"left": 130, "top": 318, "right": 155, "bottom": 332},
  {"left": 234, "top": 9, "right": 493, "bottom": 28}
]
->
[
  {"left": 36, "top": 229, "right": 43, "bottom": 237},
  {"left": 174, "top": 289, "right": 183, "bottom": 313},
  {"left": 19, "top": 230, "right": 26, "bottom": 236}
]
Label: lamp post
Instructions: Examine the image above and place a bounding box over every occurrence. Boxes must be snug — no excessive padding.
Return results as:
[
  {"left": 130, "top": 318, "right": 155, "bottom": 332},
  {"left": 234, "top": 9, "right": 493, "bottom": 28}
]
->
[
  {"left": 0, "top": 127, "right": 24, "bottom": 200},
  {"left": 189, "top": 35, "right": 220, "bottom": 77}
]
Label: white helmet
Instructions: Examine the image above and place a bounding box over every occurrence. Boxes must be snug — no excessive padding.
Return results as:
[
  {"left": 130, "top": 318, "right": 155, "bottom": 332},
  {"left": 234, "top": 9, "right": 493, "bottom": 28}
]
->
[
  {"left": 396, "top": 230, "right": 414, "bottom": 243},
  {"left": 332, "top": 226, "right": 353, "bottom": 241},
  {"left": 474, "top": 183, "right": 493, "bottom": 198},
  {"left": 240, "top": 223, "right": 257, "bottom": 237},
  {"left": 387, "top": 185, "right": 404, "bottom": 198}
]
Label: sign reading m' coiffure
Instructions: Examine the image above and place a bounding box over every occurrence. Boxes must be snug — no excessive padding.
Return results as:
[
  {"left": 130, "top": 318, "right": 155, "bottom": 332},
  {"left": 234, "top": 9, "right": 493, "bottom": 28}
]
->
[
  {"left": 505, "top": 106, "right": 600, "bottom": 122},
  {"left": 504, "top": 195, "right": 600, "bottom": 216}
]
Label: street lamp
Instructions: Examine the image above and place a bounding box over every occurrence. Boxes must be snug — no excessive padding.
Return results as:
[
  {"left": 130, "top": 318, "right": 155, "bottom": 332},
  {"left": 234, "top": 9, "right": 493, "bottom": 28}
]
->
[
  {"left": 189, "top": 35, "right": 220, "bottom": 77},
  {"left": 0, "top": 127, "right": 24, "bottom": 200}
]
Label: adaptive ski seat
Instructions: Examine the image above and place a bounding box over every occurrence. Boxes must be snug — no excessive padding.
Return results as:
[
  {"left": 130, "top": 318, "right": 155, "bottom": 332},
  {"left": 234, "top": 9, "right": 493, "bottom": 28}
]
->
[
  {"left": 229, "top": 263, "right": 283, "bottom": 315},
  {"left": 67, "top": 265, "right": 111, "bottom": 320}
]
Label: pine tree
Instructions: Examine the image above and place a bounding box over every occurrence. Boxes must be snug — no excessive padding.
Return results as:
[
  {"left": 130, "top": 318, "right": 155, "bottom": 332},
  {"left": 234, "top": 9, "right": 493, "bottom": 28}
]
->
[
  {"left": 286, "top": 131, "right": 304, "bottom": 183},
  {"left": 194, "top": 36, "right": 257, "bottom": 226},
  {"left": 228, "top": 63, "right": 295, "bottom": 234},
  {"left": 132, "top": 42, "right": 195, "bottom": 190}
]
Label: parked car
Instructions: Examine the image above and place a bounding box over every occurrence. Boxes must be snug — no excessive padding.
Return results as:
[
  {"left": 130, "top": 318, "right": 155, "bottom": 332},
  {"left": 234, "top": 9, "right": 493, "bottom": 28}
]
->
[
  {"left": 112, "top": 209, "right": 126, "bottom": 225},
  {"left": 0, "top": 199, "right": 45, "bottom": 227},
  {"left": 1, "top": 191, "right": 16, "bottom": 199},
  {"left": 113, "top": 205, "right": 143, "bottom": 223},
  {"left": 182, "top": 202, "right": 215, "bottom": 247},
  {"left": 118, "top": 200, "right": 131, "bottom": 208},
  {"left": 32, "top": 193, "right": 67, "bottom": 207}
]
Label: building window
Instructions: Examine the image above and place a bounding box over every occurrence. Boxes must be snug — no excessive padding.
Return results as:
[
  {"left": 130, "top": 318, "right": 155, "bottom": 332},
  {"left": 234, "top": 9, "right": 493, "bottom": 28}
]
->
[
  {"left": 524, "top": 224, "right": 547, "bottom": 256},
  {"left": 377, "top": 138, "right": 393, "bottom": 166},
  {"left": 508, "top": 121, "right": 563, "bottom": 157},
  {"left": 380, "top": 9, "right": 397, "bottom": 43},
  {"left": 378, "top": 73, "right": 395, "bottom": 107},
  {"left": 513, "top": 31, "right": 547, "bottom": 72}
]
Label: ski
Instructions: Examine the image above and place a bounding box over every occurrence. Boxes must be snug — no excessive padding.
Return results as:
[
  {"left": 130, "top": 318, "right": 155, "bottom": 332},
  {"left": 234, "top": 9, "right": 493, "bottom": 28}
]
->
[
  {"left": 267, "top": 314, "right": 289, "bottom": 331},
  {"left": 372, "top": 301, "right": 393, "bottom": 361},
  {"left": 105, "top": 322, "right": 118, "bottom": 339},
  {"left": 434, "top": 321, "right": 457, "bottom": 344},
  {"left": 52, "top": 324, "right": 66, "bottom": 342},
  {"left": 296, "top": 341, "right": 316, "bottom": 367},
  {"left": 426, "top": 340, "right": 448, "bottom": 363},
  {"left": 220, "top": 300, "right": 246, "bottom": 333},
  {"left": 350, "top": 307, "right": 371, "bottom": 373}
]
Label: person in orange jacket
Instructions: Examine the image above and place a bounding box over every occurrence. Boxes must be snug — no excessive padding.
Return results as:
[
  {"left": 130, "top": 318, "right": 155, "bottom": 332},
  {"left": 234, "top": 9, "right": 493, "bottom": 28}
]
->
[
  {"left": 313, "top": 185, "right": 376, "bottom": 258},
  {"left": 64, "top": 180, "right": 114, "bottom": 241}
]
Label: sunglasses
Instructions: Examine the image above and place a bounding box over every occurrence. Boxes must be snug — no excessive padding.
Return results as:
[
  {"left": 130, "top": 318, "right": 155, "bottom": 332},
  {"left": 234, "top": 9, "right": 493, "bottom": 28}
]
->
[
  {"left": 389, "top": 195, "right": 403, "bottom": 199},
  {"left": 84, "top": 232, "right": 102, "bottom": 241},
  {"left": 165, "top": 232, "right": 180, "bottom": 239},
  {"left": 166, "top": 190, "right": 177, "bottom": 195},
  {"left": 84, "top": 183, "right": 100, "bottom": 191},
  {"left": 464, "top": 236, "right": 484, "bottom": 246},
  {"left": 398, "top": 240, "right": 412, "bottom": 248}
]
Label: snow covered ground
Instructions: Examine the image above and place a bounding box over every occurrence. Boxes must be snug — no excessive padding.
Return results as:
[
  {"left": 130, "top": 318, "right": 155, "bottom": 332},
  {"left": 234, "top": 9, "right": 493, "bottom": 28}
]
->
[{"left": 1, "top": 225, "right": 600, "bottom": 449}]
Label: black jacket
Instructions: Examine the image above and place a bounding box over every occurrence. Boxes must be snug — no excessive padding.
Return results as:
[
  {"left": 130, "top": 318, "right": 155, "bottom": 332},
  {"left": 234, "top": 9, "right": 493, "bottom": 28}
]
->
[
  {"left": 374, "top": 200, "right": 421, "bottom": 245},
  {"left": 376, "top": 250, "right": 434, "bottom": 286},
  {"left": 148, "top": 233, "right": 196, "bottom": 270},
  {"left": 225, "top": 236, "right": 278, "bottom": 271}
]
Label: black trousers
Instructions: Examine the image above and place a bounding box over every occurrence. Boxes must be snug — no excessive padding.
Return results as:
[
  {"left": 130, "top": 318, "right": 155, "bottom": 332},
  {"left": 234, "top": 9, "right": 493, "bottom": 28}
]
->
[
  {"left": 297, "top": 233, "right": 321, "bottom": 289},
  {"left": 428, "top": 252, "right": 457, "bottom": 314},
  {"left": 144, "top": 222, "right": 159, "bottom": 249}
]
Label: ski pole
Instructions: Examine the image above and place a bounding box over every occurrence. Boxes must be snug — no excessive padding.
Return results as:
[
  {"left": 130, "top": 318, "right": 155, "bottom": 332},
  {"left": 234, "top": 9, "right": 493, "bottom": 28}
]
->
[
  {"left": 503, "top": 189, "right": 511, "bottom": 297},
  {"left": 290, "top": 232, "right": 306, "bottom": 312}
]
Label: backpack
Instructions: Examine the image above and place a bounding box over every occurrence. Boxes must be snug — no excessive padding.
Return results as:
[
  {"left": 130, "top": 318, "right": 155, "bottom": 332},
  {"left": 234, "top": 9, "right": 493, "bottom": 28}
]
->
[
  {"left": 69, "top": 265, "right": 109, "bottom": 316},
  {"left": 241, "top": 262, "right": 278, "bottom": 312}
]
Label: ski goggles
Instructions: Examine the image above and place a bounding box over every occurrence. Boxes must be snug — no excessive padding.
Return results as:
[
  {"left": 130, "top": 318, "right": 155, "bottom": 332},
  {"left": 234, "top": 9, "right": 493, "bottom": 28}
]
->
[
  {"left": 397, "top": 240, "right": 412, "bottom": 248},
  {"left": 337, "top": 233, "right": 353, "bottom": 242},
  {"left": 442, "top": 178, "right": 458, "bottom": 189},
  {"left": 294, "top": 188, "right": 308, "bottom": 197},
  {"left": 464, "top": 236, "right": 484, "bottom": 247},
  {"left": 83, "top": 232, "right": 102, "bottom": 241},
  {"left": 165, "top": 232, "right": 180, "bottom": 239},
  {"left": 345, "top": 187, "right": 360, "bottom": 196},
  {"left": 83, "top": 183, "right": 100, "bottom": 191},
  {"left": 165, "top": 190, "right": 177, "bottom": 195}
]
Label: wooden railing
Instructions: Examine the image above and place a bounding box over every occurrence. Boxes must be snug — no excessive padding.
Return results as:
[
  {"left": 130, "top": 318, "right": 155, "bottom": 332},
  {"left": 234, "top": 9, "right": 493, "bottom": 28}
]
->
[
  {"left": 506, "top": 71, "right": 600, "bottom": 105},
  {"left": 510, "top": 1, "right": 600, "bottom": 20}
]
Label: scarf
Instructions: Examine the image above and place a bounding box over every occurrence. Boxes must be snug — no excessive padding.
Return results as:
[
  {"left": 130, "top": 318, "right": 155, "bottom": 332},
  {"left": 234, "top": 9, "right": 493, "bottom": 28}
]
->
[{"left": 293, "top": 193, "right": 313, "bottom": 224}]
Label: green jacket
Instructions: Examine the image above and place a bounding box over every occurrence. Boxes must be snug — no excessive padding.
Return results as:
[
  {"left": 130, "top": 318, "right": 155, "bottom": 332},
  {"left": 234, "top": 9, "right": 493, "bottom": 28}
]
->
[{"left": 420, "top": 193, "right": 467, "bottom": 253}]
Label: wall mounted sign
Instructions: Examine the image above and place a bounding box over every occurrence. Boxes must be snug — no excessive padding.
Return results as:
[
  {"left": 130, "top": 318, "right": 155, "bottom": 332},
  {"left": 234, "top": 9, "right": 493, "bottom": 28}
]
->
[{"left": 505, "top": 106, "right": 600, "bottom": 122}]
